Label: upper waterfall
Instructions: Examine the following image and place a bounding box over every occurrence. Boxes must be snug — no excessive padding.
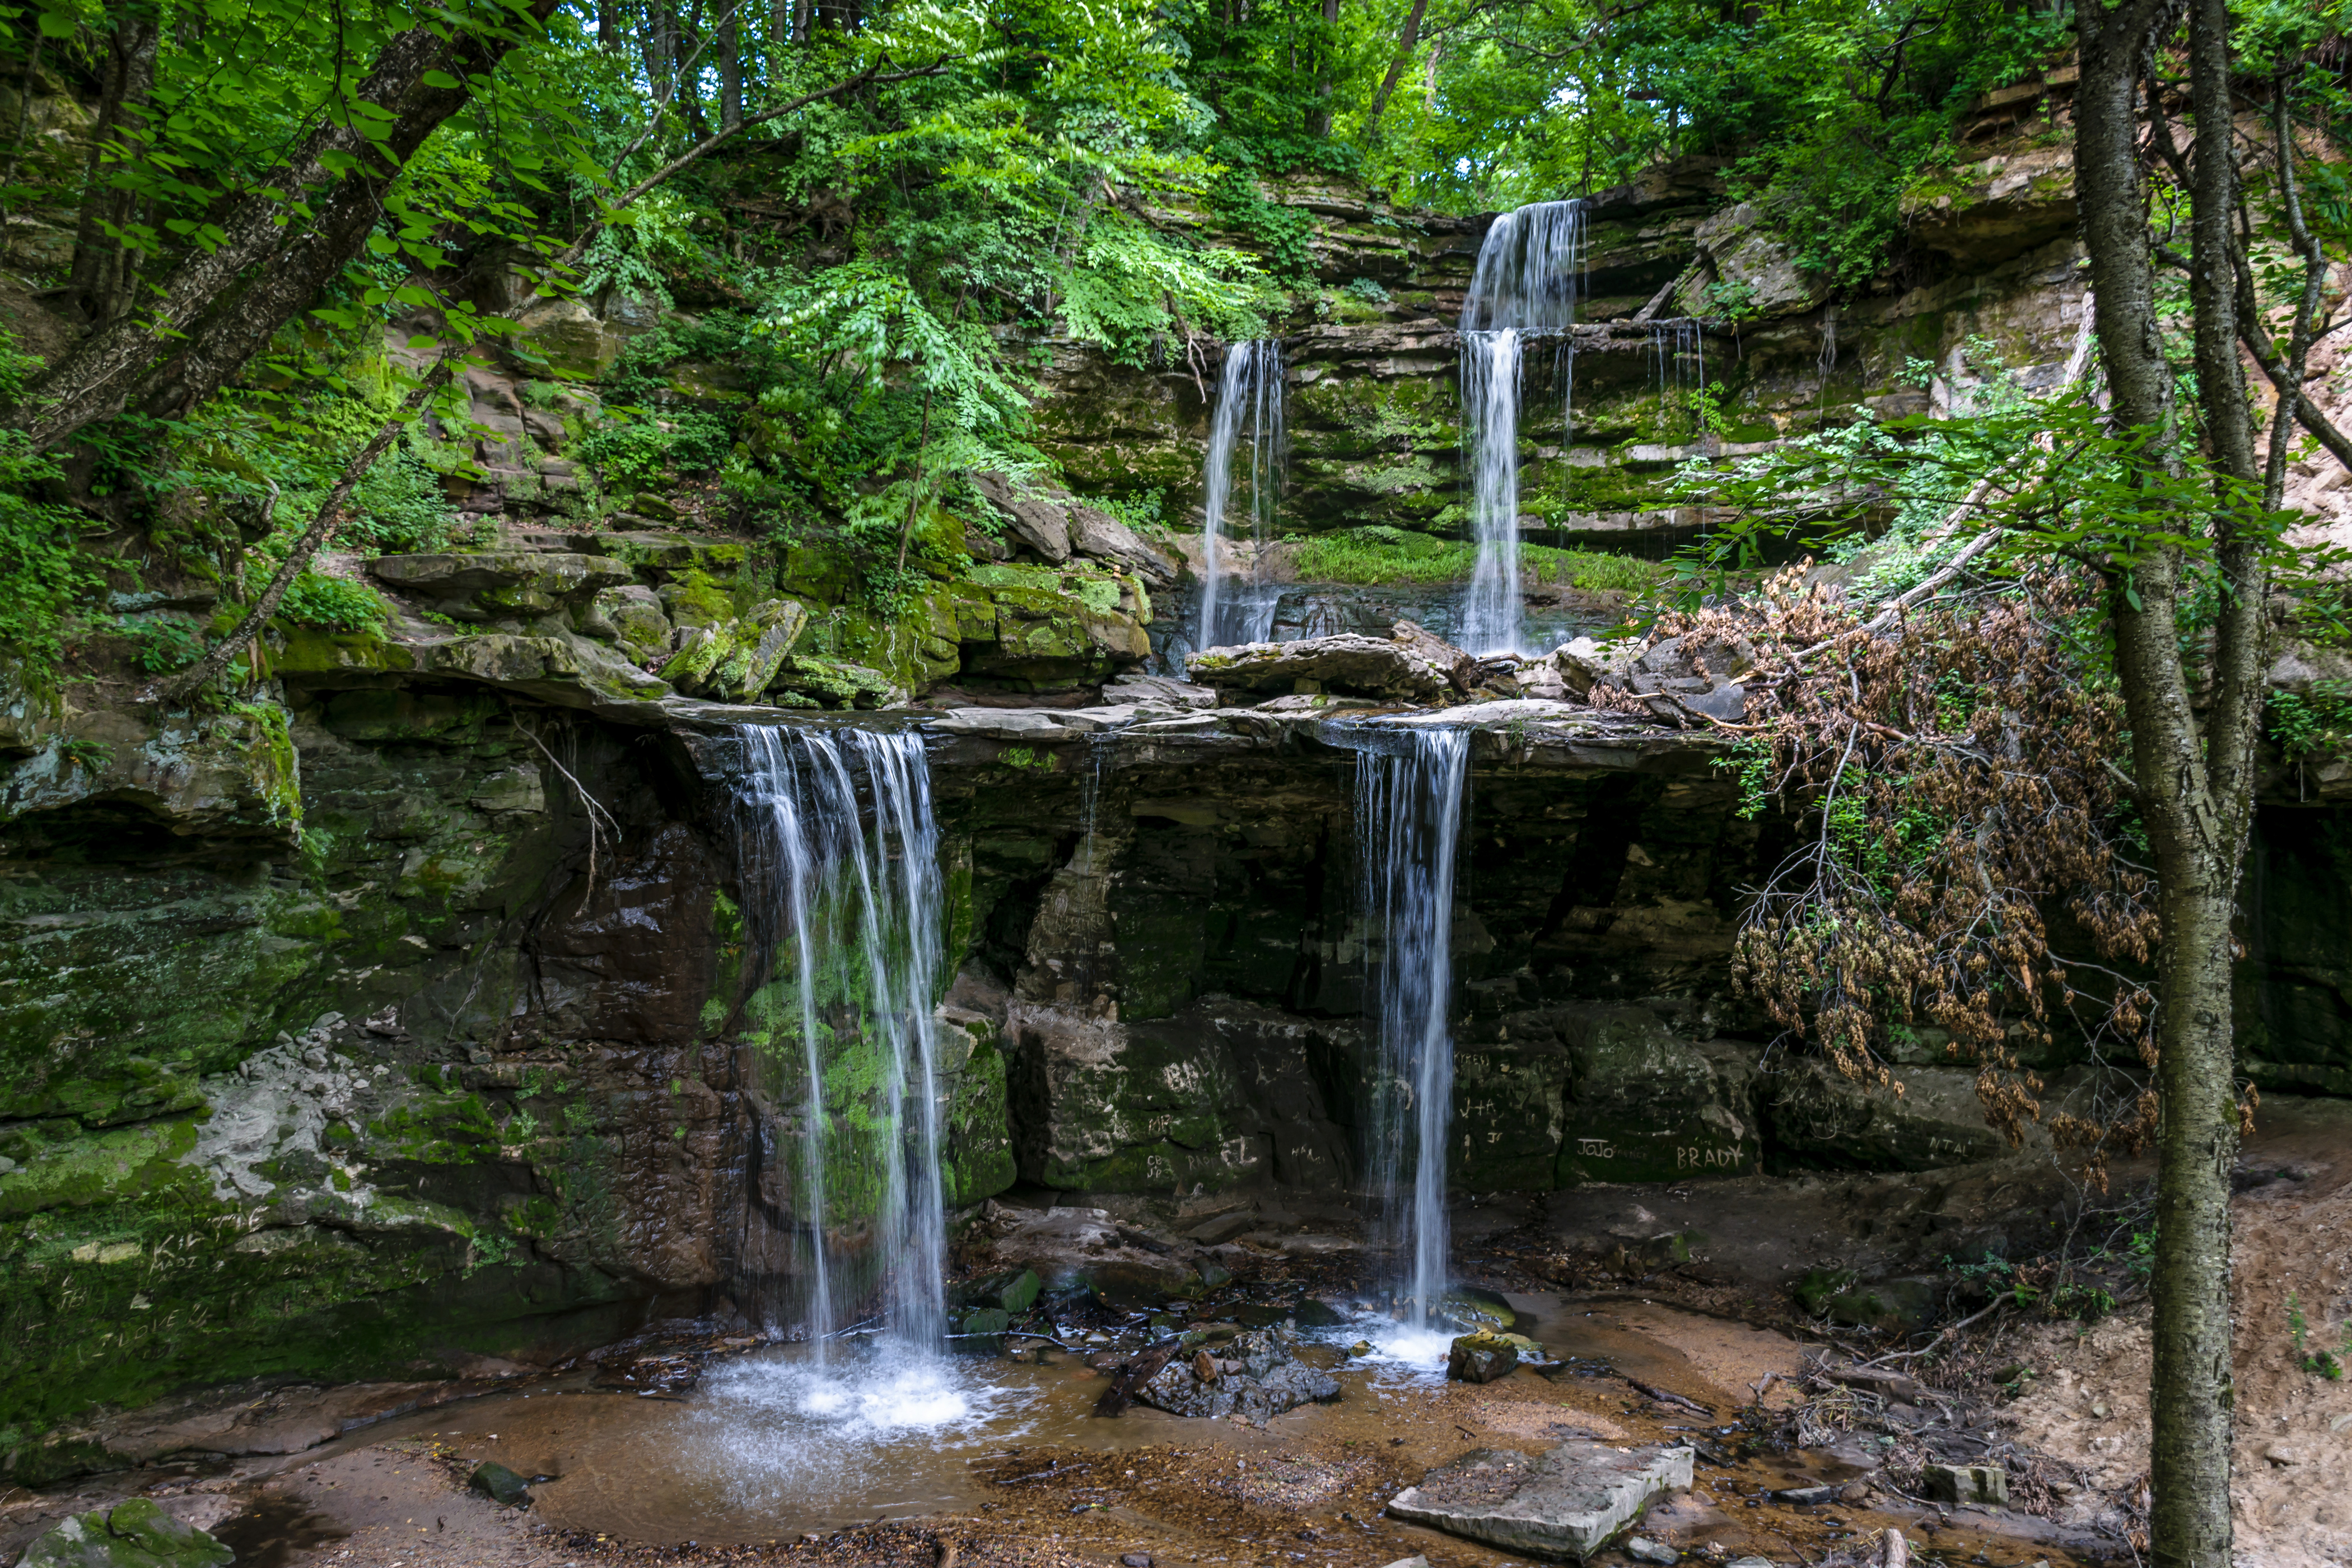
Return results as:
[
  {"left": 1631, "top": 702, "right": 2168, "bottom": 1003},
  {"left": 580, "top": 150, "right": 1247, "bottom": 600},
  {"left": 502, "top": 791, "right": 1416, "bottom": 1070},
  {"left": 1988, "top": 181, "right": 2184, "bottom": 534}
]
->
[
  {"left": 1196, "top": 339, "right": 1286, "bottom": 650},
  {"left": 1459, "top": 200, "right": 1588, "bottom": 657}
]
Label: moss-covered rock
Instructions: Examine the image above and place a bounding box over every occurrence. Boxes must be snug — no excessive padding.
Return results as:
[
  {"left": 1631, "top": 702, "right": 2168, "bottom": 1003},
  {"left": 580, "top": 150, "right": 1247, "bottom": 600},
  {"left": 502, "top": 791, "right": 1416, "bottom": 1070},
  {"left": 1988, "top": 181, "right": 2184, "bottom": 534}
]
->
[{"left": 18, "top": 1497, "right": 232, "bottom": 1568}]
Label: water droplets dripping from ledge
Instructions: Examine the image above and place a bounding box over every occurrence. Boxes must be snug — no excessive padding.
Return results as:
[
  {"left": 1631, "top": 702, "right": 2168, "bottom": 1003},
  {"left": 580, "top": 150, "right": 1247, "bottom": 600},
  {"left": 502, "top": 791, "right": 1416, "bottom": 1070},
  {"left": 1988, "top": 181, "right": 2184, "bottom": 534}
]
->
[
  {"left": 1459, "top": 199, "right": 1587, "bottom": 657},
  {"left": 734, "top": 725, "right": 948, "bottom": 1354},
  {"left": 1197, "top": 339, "right": 1286, "bottom": 649}
]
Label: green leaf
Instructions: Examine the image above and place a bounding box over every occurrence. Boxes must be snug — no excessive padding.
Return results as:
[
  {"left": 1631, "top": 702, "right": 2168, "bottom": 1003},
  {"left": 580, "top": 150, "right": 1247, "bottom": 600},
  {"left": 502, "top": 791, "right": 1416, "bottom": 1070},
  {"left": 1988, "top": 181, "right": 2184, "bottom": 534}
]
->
[{"left": 422, "top": 70, "right": 465, "bottom": 89}]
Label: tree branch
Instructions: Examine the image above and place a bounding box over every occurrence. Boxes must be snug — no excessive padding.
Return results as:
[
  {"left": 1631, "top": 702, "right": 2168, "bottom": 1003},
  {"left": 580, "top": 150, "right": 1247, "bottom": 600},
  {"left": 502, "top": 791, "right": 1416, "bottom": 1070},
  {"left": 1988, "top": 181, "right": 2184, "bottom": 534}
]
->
[
  {"left": 552, "top": 58, "right": 955, "bottom": 271},
  {"left": 150, "top": 357, "right": 456, "bottom": 703}
]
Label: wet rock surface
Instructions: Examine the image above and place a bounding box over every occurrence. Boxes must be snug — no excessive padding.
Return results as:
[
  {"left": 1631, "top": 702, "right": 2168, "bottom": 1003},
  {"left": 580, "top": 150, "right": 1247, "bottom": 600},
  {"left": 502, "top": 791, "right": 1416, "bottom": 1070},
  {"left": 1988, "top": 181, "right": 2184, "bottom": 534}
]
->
[
  {"left": 1133, "top": 1326, "right": 1341, "bottom": 1423},
  {"left": 1386, "top": 1441, "right": 1695, "bottom": 1560}
]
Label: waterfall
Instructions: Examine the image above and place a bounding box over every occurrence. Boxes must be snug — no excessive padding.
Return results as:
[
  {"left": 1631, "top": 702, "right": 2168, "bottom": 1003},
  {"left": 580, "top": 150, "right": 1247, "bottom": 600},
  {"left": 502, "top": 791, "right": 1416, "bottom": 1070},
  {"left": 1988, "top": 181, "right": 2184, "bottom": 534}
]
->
[
  {"left": 1459, "top": 199, "right": 1586, "bottom": 656},
  {"left": 1647, "top": 319, "right": 1706, "bottom": 437},
  {"left": 735, "top": 724, "right": 949, "bottom": 1351},
  {"left": 1197, "top": 339, "right": 1286, "bottom": 650},
  {"left": 1347, "top": 724, "right": 1471, "bottom": 1326}
]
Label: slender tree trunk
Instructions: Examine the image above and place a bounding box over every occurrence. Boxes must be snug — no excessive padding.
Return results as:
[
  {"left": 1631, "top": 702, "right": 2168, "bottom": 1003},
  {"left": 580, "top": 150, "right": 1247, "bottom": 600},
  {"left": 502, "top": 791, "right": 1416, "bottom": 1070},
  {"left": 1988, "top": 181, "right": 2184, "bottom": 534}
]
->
[
  {"left": 1365, "top": 0, "right": 1429, "bottom": 134},
  {"left": 1305, "top": 0, "right": 1341, "bottom": 136},
  {"left": 2077, "top": 6, "right": 2258, "bottom": 1565},
  {"left": 67, "top": 6, "right": 160, "bottom": 326},
  {"left": 598, "top": 0, "right": 619, "bottom": 48},
  {"left": 6, "top": 0, "right": 562, "bottom": 450},
  {"left": 718, "top": 1, "right": 743, "bottom": 129}
]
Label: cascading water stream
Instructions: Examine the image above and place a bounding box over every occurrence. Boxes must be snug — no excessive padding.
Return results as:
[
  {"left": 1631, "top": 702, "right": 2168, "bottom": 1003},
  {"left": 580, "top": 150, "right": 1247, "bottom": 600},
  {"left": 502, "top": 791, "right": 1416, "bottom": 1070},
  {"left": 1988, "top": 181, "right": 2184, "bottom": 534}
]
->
[
  {"left": 1196, "top": 339, "right": 1286, "bottom": 650},
  {"left": 1458, "top": 200, "right": 1586, "bottom": 656},
  {"left": 735, "top": 724, "right": 949, "bottom": 1351},
  {"left": 1345, "top": 724, "right": 1471, "bottom": 1327}
]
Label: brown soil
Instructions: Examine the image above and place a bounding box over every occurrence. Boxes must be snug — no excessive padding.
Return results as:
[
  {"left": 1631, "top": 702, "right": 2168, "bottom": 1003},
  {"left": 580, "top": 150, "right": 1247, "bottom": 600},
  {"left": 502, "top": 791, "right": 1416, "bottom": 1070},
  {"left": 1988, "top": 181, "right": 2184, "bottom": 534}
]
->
[{"left": 2000, "top": 1096, "right": 2352, "bottom": 1568}]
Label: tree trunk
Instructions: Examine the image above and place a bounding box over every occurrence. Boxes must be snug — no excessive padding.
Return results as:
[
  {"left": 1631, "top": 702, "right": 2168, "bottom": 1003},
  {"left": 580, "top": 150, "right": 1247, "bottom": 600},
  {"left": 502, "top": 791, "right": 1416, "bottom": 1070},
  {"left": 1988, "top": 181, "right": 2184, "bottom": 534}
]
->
[
  {"left": 719, "top": 1, "right": 743, "bottom": 129},
  {"left": 1305, "top": 0, "right": 1341, "bottom": 136},
  {"left": 66, "top": 6, "right": 160, "bottom": 326},
  {"left": 598, "top": 0, "right": 619, "bottom": 49},
  {"left": 6, "top": 0, "right": 562, "bottom": 450},
  {"left": 2076, "top": 6, "right": 2256, "bottom": 1565},
  {"left": 1365, "top": 0, "right": 1429, "bottom": 133}
]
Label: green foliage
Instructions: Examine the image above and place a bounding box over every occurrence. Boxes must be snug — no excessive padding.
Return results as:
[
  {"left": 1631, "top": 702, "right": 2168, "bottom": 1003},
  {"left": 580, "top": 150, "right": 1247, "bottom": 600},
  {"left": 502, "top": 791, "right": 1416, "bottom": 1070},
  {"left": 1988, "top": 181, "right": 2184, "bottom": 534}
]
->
[
  {"left": 0, "top": 325, "right": 108, "bottom": 679},
  {"left": 277, "top": 574, "right": 386, "bottom": 633},
  {"left": 1289, "top": 527, "right": 1665, "bottom": 592},
  {"left": 2269, "top": 679, "right": 2352, "bottom": 760},
  {"left": 123, "top": 617, "right": 203, "bottom": 674},
  {"left": 576, "top": 409, "right": 737, "bottom": 491},
  {"left": 0, "top": 432, "right": 106, "bottom": 682}
]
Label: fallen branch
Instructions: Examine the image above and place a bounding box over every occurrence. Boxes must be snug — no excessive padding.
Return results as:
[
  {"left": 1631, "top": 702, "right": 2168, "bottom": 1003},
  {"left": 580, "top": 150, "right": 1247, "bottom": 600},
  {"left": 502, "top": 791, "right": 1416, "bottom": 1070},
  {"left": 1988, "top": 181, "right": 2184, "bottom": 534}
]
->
[{"left": 1866, "top": 1297, "right": 2006, "bottom": 1364}]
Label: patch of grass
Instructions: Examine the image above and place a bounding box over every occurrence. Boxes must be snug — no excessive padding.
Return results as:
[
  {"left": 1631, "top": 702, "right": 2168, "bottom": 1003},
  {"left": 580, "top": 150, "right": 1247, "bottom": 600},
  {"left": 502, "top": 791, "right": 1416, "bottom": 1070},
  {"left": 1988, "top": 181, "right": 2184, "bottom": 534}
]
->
[{"left": 1287, "top": 526, "right": 1665, "bottom": 592}]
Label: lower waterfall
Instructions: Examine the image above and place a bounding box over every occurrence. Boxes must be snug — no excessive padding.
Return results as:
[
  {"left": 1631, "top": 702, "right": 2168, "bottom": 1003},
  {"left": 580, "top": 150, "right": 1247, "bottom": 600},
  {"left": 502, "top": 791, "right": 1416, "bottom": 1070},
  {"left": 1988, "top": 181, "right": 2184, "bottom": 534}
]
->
[
  {"left": 735, "top": 724, "right": 949, "bottom": 1350},
  {"left": 1346, "top": 724, "right": 1471, "bottom": 1327}
]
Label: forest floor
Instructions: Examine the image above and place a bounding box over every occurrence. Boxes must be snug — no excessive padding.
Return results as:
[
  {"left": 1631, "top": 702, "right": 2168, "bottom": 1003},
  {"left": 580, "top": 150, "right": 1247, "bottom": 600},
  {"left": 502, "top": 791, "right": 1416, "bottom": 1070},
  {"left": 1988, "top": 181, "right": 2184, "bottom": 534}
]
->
[{"left": 6, "top": 1101, "right": 2345, "bottom": 1568}]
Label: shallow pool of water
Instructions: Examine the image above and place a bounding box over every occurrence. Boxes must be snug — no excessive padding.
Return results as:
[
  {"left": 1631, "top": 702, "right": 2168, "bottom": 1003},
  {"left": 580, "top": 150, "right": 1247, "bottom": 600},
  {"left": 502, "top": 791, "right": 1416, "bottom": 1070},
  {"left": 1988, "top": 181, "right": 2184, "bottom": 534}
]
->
[{"left": 404, "top": 1313, "right": 1473, "bottom": 1544}]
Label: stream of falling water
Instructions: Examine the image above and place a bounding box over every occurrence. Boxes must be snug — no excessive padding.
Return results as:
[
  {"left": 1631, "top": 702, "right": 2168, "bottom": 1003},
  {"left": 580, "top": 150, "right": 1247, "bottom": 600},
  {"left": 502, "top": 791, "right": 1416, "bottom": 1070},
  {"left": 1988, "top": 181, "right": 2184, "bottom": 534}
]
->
[
  {"left": 1459, "top": 200, "right": 1586, "bottom": 656},
  {"left": 1196, "top": 339, "right": 1286, "bottom": 649},
  {"left": 1344, "top": 724, "right": 1471, "bottom": 1332},
  {"left": 736, "top": 725, "right": 948, "bottom": 1353}
]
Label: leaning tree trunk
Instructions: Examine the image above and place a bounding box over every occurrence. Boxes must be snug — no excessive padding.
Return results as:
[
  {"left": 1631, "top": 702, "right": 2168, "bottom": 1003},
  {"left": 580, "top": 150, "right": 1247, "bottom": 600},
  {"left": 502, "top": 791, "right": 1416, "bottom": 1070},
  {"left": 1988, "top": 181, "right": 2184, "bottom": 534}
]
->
[{"left": 4, "top": 0, "right": 561, "bottom": 450}]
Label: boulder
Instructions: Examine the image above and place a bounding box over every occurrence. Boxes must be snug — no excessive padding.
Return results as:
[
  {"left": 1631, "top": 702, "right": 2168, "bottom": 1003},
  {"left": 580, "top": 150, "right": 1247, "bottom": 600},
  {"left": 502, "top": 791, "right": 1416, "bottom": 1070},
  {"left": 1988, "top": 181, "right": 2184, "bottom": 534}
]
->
[
  {"left": 1187, "top": 621, "right": 1469, "bottom": 703},
  {"left": 1067, "top": 502, "right": 1180, "bottom": 585},
  {"left": 17, "top": 1499, "right": 234, "bottom": 1568},
  {"left": 769, "top": 654, "right": 905, "bottom": 711},
  {"left": 1386, "top": 1441, "right": 1695, "bottom": 1562},
  {"left": 971, "top": 472, "right": 1074, "bottom": 564},
  {"left": 970, "top": 473, "right": 1182, "bottom": 584},
  {"left": 470, "top": 1459, "right": 532, "bottom": 1506},
  {"left": 1134, "top": 1326, "right": 1341, "bottom": 1423},
  {"left": 660, "top": 599, "right": 808, "bottom": 702},
  {"left": 1922, "top": 1463, "right": 2008, "bottom": 1506},
  {"left": 1675, "top": 203, "right": 1828, "bottom": 319},
  {"left": 1101, "top": 673, "right": 1218, "bottom": 710},
  {"left": 367, "top": 551, "right": 633, "bottom": 624},
  {"left": 592, "top": 584, "right": 674, "bottom": 665},
  {"left": 1761, "top": 1061, "right": 2008, "bottom": 1170},
  {"left": 956, "top": 1267, "right": 1043, "bottom": 1314},
  {"left": 1448, "top": 1332, "right": 1520, "bottom": 1384}
]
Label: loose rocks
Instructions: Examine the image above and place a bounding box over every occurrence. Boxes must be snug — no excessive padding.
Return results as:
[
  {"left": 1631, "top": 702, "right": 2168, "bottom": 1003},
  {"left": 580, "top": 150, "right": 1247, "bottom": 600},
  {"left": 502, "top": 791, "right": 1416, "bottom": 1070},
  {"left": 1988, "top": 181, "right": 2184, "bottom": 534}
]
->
[{"left": 1135, "top": 1326, "right": 1340, "bottom": 1424}]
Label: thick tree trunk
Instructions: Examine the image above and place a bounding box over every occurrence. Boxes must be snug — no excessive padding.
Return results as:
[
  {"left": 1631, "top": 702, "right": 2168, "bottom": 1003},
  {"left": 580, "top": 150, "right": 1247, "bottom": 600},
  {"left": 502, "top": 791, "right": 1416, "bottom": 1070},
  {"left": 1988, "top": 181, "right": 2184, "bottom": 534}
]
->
[{"left": 6, "top": 0, "right": 561, "bottom": 450}]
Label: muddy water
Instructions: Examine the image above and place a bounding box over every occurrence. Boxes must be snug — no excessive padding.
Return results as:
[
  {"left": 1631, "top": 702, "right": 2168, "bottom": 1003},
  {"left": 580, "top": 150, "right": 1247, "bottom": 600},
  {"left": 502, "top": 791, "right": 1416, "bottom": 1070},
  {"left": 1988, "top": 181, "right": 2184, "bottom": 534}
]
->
[
  {"left": 337, "top": 1295, "right": 2092, "bottom": 1567},
  {"left": 414, "top": 1325, "right": 1451, "bottom": 1544}
]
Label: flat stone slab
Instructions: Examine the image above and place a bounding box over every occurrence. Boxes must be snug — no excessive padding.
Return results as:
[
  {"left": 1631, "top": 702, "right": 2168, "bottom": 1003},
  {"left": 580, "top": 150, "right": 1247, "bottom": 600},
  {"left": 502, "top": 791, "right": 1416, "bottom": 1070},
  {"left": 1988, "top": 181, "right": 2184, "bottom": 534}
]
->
[{"left": 1386, "top": 1441, "right": 1694, "bottom": 1561}]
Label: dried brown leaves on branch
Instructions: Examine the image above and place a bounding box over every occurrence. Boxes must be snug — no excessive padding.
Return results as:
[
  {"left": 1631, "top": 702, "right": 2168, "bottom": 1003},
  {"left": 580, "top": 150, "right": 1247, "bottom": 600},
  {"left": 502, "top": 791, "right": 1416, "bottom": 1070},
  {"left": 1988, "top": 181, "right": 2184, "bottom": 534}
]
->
[{"left": 1662, "top": 566, "right": 2163, "bottom": 1185}]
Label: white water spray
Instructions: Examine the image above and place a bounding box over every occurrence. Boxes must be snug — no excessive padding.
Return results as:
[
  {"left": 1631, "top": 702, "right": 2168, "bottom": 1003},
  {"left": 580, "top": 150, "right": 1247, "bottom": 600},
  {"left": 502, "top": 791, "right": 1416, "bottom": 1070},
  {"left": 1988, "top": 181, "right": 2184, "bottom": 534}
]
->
[
  {"left": 1197, "top": 340, "right": 1285, "bottom": 649},
  {"left": 736, "top": 725, "right": 949, "bottom": 1350},
  {"left": 1346, "top": 724, "right": 1470, "bottom": 1326},
  {"left": 1458, "top": 200, "right": 1587, "bottom": 656}
]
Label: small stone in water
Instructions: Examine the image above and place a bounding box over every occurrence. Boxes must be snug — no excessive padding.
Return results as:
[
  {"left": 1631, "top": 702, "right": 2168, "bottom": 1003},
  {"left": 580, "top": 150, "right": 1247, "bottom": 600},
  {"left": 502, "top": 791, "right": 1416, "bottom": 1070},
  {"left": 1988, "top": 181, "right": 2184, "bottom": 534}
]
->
[{"left": 1121, "top": 1556, "right": 1154, "bottom": 1567}]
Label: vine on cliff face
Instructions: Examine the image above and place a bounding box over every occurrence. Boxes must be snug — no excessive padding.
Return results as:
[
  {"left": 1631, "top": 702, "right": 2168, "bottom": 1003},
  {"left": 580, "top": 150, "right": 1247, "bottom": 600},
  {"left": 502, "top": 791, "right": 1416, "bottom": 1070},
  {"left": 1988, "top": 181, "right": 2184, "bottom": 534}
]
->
[{"left": 1655, "top": 567, "right": 2166, "bottom": 1184}]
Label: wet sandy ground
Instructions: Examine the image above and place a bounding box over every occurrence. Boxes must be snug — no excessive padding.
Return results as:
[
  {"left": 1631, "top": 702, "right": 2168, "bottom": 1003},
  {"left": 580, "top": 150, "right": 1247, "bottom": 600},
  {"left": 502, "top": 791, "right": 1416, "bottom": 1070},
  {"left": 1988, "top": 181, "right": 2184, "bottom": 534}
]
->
[{"left": 85, "top": 1295, "right": 2101, "bottom": 1568}]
